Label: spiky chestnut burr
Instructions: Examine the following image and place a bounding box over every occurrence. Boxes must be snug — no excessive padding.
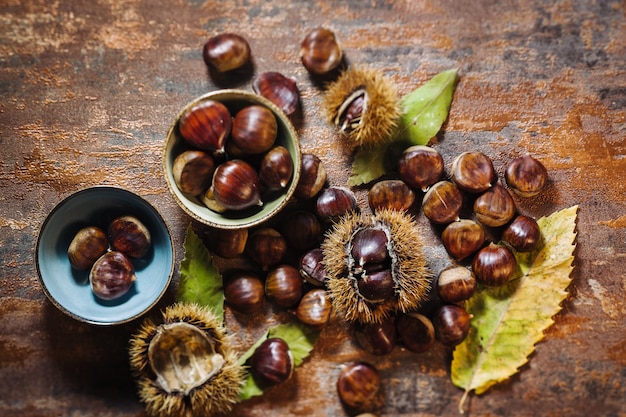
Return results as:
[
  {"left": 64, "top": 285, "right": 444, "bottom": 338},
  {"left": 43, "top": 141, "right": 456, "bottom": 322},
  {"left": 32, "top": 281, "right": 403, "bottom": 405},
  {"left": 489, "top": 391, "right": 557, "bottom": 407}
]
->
[
  {"left": 322, "top": 66, "right": 401, "bottom": 148},
  {"left": 322, "top": 209, "right": 432, "bottom": 324},
  {"left": 129, "top": 302, "right": 245, "bottom": 417}
]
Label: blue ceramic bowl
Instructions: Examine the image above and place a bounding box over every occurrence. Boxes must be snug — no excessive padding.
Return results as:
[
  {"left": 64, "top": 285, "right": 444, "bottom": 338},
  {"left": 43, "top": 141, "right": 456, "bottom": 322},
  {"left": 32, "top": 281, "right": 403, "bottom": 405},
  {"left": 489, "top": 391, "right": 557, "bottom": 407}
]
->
[{"left": 35, "top": 186, "right": 174, "bottom": 325}]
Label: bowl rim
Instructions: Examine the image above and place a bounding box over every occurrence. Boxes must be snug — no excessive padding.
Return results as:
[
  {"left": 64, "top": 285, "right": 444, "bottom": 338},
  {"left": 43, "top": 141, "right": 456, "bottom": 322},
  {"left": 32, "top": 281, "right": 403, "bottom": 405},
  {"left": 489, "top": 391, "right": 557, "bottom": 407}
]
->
[
  {"left": 163, "top": 89, "right": 302, "bottom": 230},
  {"left": 35, "top": 185, "right": 175, "bottom": 326}
]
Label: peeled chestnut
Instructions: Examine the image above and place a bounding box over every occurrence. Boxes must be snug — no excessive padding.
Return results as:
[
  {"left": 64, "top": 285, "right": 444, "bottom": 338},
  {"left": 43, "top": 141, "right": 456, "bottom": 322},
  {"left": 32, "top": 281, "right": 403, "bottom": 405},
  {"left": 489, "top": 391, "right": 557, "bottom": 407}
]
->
[
  {"left": 172, "top": 150, "right": 215, "bottom": 196},
  {"left": 316, "top": 186, "right": 358, "bottom": 221},
  {"left": 437, "top": 265, "right": 477, "bottom": 304},
  {"left": 472, "top": 243, "right": 517, "bottom": 286},
  {"left": 296, "top": 288, "right": 332, "bottom": 329},
  {"left": 473, "top": 183, "right": 516, "bottom": 227},
  {"left": 212, "top": 159, "right": 262, "bottom": 211},
  {"left": 354, "top": 316, "right": 397, "bottom": 356},
  {"left": 395, "top": 312, "right": 435, "bottom": 353},
  {"left": 433, "top": 304, "right": 471, "bottom": 346},
  {"left": 249, "top": 337, "right": 294, "bottom": 387},
  {"left": 451, "top": 151, "right": 495, "bottom": 193},
  {"left": 253, "top": 72, "right": 300, "bottom": 116},
  {"left": 280, "top": 210, "right": 322, "bottom": 252},
  {"left": 295, "top": 153, "right": 327, "bottom": 199},
  {"left": 259, "top": 145, "right": 293, "bottom": 191},
  {"left": 502, "top": 215, "right": 541, "bottom": 252},
  {"left": 202, "top": 33, "right": 251, "bottom": 72},
  {"left": 224, "top": 271, "right": 264, "bottom": 314},
  {"left": 89, "top": 251, "right": 136, "bottom": 300},
  {"left": 205, "top": 227, "right": 248, "bottom": 259},
  {"left": 230, "top": 105, "right": 277, "bottom": 156},
  {"left": 441, "top": 219, "right": 485, "bottom": 261},
  {"left": 299, "top": 248, "right": 328, "bottom": 286},
  {"left": 178, "top": 100, "right": 232, "bottom": 153},
  {"left": 398, "top": 145, "right": 444, "bottom": 191},
  {"left": 265, "top": 264, "right": 304, "bottom": 308},
  {"left": 422, "top": 181, "right": 464, "bottom": 224},
  {"left": 300, "top": 28, "right": 343, "bottom": 75},
  {"left": 505, "top": 155, "right": 548, "bottom": 197},
  {"left": 108, "top": 215, "right": 151, "bottom": 259},
  {"left": 336, "top": 362, "right": 381, "bottom": 409},
  {"left": 245, "top": 228, "right": 287, "bottom": 271},
  {"left": 68, "top": 226, "right": 109, "bottom": 271},
  {"left": 368, "top": 179, "right": 415, "bottom": 212}
]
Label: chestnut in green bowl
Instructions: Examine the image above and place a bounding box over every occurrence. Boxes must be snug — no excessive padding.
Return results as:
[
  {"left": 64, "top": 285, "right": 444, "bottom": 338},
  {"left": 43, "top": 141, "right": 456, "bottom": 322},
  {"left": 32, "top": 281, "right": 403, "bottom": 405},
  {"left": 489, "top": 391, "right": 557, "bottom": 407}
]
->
[{"left": 163, "top": 89, "right": 302, "bottom": 229}]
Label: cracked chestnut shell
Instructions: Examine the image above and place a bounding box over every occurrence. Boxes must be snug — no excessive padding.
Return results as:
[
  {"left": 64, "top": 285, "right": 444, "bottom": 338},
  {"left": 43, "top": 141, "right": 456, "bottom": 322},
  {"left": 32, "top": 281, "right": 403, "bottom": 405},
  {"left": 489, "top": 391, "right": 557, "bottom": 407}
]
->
[
  {"left": 68, "top": 226, "right": 109, "bottom": 271},
  {"left": 89, "top": 251, "right": 136, "bottom": 300},
  {"left": 108, "top": 215, "right": 151, "bottom": 259}
]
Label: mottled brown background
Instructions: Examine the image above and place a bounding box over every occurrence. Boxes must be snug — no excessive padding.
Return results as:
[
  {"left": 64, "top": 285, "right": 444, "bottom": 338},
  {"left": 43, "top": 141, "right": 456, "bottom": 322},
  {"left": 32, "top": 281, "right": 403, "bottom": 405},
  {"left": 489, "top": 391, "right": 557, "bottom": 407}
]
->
[{"left": 1, "top": 0, "right": 625, "bottom": 416}]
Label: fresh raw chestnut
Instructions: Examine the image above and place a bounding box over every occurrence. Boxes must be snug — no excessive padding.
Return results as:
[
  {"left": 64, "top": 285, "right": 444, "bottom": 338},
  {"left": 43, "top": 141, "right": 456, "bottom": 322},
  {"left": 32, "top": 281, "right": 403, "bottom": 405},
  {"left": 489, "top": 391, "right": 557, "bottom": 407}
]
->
[
  {"left": 245, "top": 228, "right": 287, "bottom": 271},
  {"left": 230, "top": 105, "right": 277, "bottom": 156},
  {"left": 502, "top": 215, "right": 541, "bottom": 252},
  {"left": 473, "top": 183, "right": 516, "bottom": 227},
  {"left": 300, "top": 27, "right": 343, "bottom": 75},
  {"left": 357, "top": 269, "right": 395, "bottom": 304},
  {"left": 224, "top": 271, "right": 264, "bottom": 314},
  {"left": 368, "top": 179, "right": 415, "bottom": 212},
  {"left": 395, "top": 312, "right": 436, "bottom": 353},
  {"left": 172, "top": 150, "right": 215, "bottom": 196},
  {"left": 505, "top": 154, "right": 548, "bottom": 197},
  {"left": 451, "top": 151, "right": 496, "bottom": 193},
  {"left": 398, "top": 145, "right": 444, "bottom": 191},
  {"left": 249, "top": 337, "right": 294, "bottom": 387},
  {"left": 67, "top": 226, "right": 109, "bottom": 271},
  {"left": 437, "top": 265, "right": 477, "bottom": 304},
  {"left": 351, "top": 227, "right": 390, "bottom": 273},
  {"left": 433, "top": 304, "right": 472, "bottom": 346},
  {"left": 89, "top": 251, "right": 136, "bottom": 300},
  {"left": 212, "top": 159, "right": 262, "bottom": 211},
  {"left": 259, "top": 146, "right": 293, "bottom": 191},
  {"left": 295, "top": 153, "right": 327, "bottom": 199},
  {"left": 296, "top": 288, "right": 332, "bottom": 329},
  {"left": 336, "top": 361, "right": 381, "bottom": 409},
  {"left": 201, "top": 187, "right": 228, "bottom": 213},
  {"left": 316, "top": 186, "right": 358, "bottom": 221},
  {"left": 422, "top": 180, "right": 464, "bottom": 224},
  {"left": 472, "top": 243, "right": 517, "bottom": 286},
  {"left": 205, "top": 227, "right": 248, "bottom": 259},
  {"left": 280, "top": 210, "right": 322, "bottom": 252},
  {"left": 354, "top": 316, "right": 397, "bottom": 356},
  {"left": 178, "top": 100, "right": 232, "bottom": 153},
  {"left": 108, "top": 215, "right": 151, "bottom": 259},
  {"left": 265, "top": 264, "right": 304, "bottom": 308},
  {"left": 253, "top": 72, "right": 300, "bottom": 116},
  {"left": 202, "top": 33, "right": 251, "bottom": 72},
  {"left": 441, "top": 219, "right": 485, "bottom": 261},
  {"left": 299, "top": 248, "right": 328, "bottom": 286}
]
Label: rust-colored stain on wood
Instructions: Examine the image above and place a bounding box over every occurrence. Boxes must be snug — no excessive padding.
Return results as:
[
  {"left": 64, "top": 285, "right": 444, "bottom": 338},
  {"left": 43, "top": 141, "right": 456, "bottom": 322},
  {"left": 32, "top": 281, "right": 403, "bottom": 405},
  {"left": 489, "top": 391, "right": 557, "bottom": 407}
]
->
[{"left": 1, "top": 0, "right": 625, "bottom": 416}]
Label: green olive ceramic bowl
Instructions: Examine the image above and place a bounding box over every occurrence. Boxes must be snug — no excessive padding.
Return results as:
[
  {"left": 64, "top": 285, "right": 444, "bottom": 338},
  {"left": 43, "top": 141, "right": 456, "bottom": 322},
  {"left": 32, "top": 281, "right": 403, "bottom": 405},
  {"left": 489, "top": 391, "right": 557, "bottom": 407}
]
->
[
  {"left": 163, "top": 89, "right": 301, "bottom": 229},
  {"left": 35, "top": 186, "right": 174, "bottom": 325}
]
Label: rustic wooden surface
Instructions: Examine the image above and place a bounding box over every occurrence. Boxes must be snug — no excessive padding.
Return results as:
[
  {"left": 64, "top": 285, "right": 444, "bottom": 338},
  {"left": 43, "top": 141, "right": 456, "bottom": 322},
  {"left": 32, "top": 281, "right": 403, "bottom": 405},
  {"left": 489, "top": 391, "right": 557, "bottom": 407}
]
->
[{"left": 1, "top": 1, "right": 625, "bottom": 416}]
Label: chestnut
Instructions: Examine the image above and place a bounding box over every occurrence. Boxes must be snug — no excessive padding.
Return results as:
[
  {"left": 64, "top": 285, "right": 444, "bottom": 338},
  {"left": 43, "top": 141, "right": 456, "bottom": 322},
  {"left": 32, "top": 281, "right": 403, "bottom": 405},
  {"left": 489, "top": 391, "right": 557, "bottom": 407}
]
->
[
  {"left": 259, "top": 146, "right": 294, "bottom": 191},
  {"left": 441, "top": 219, "right": 486, "bottom": 261},
  {"left": 437, "top": 265, "right": 477, "bottom": 304},
  {"left": 433, "top": 304, "right": 472, "bottom": 346},
  {"left": 202, "top": 33, "right": 251, "bottom": 72},
  {"left": 212, "top": 159, "right": 262, "bottom": 211},
  {"left": 451, "top": 151, "right": 495, "bottom": 194},
  {"left": 422, "top": 180, "right": 464, "bottom": 224},
  {"left": 354, "top": 316, "right": 397, "bottom": 356},
  {"left": 299, "top": 248, "right": 328, "bottom": 286},
  {"left": 89, "top": 251, "right": 136, "bottom": 300},
  {"left": 265, "top": 264, "right": 304, "bottom": 308},
  {"left": 395, "top": 312, "right": 435, "bottom": 353},
  {"left": 300, "top": 28, "right": 343, "bottom": 75},
  {"left": 505, "top": 154, "right": 548, "bottom": 197},
  {"left": 295, "top": 153, "right": 327, "bottom": 200},
  {"left": 397, "top": 145, "right": 444, "bottom": 191},
  {"left": 108, "top": 215, "right": 151, "bottom": 259},
  {"left": 357, "top": 269, "right": 395, "bottom": 304},
  {"left": 68, "top": 226, "right": 109, "bottom": 271},
  {"left": 178, "top": 100, "right": 231, "bottom": 153},
  {"left": 249, "top": 337, "right": 294, "bottom": 387},
  {"left": 472, "top": 243, "right": 517, "bottom": 286},
  {"left": 245, "top": 228, "right": 286, "bottom": 271},
  {"left": 473, "top": 183, "right": 516, "bottom": 227},
  {"left": 172, "top": 150, "right": 215, "bottom": 196},
  {"left": 296, "top": 288, "right": 332, "bottom": 329},
  {"left": 230, "top": 105, "right": 277, "bottom": 156},
  {"left": 201, "top": 187, "right": 228, "bottom": 213},
  {"left": 316, "top": 186, "right": 358, "bottom": 221},
  {"left": 336, "top": 361, "right": 381, "bottom": 409},
  {"left": 253, "top": 72, "right": 300, "bottom": 117},
  {"left": 224, "top": 271, "right": 264, "bottom": 314},
  {"left": 502, "top": 215, "right": 541, "bottom": 252},
  {"left": 280, "top": 210, "right": 322, "bottom": 252},
  {"left": 205, "top": 227, "right": 248, "bottom": 259},
  {"left": 351, "top": 227, "right": 390, "bottom": 272},
  {"left": 368, "top": 179, "right": 415, "bottom": 212}
]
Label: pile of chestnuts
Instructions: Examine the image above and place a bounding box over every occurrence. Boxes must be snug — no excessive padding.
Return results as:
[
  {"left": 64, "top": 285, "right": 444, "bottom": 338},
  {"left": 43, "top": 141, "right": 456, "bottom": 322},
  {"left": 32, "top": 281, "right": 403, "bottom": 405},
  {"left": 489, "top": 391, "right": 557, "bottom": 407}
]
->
[{"left": 68, "top": 215, "right": 151, "bottom": 300}]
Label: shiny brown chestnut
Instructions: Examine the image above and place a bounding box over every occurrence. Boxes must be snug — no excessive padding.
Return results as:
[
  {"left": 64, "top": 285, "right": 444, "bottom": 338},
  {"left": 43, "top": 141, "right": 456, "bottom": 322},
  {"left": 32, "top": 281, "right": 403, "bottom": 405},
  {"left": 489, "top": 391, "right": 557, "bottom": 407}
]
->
[
  {"left": 253, "top": 72, "right": 300, "bottom": 117},
  {"left": 295, "top": 153, "right": 327, "bottom": 199},
  {"left": 451, "top": 151, "right": 495, "bottom": 193},
  {"left": 89, "top": 251, "right": 136, "bottom": 300},
  {"left": 212, "top": 159, "right": 262, "bottom": 211},
  {"left": 223, "top": 271, "right": 264, "bottom": 314},
  {"left": 265, "top": 264, "right": 304, "bottom": 308},
  {"left": 473, "top": 183, "right": 516, "bottom": 227},
  {"left": 351, "top": 227, "right": 390, "bottom": 272},
  {"left": 422, "top": 180, "right": 464, "bottom": 224},
  {"left": 502, "top": 215, "right": 541, "bottom": 252},
  {"left": 178, "top": 100, "right": 232, "bottom": 153},
  {"left": 299, "top": 248, "right": 328, "bottom": 286},
  {"left": 245, "top": 228, "right": 287, "bottom": 271},
  {"left": 354, "top": 316, "right": 397, "bottom": 356},
  {"left": 202, "top": 33, "right": 251, "bottom": 72},
  {"left": 336, "top": 361, "right": 381, "bottom": 409},
  {"left": 316, "top": 186, "right": 358, "bottom": 221},
  {"left": 259, "top": 145, "right": 294, "bottom": 191},
  {"left": 205, "top": 227, "right": 248, "bottom": 259},
  {"left": 357, "top": 269, "right": 395, "bottom": 304},
  {"left": 505, "top": 154, "right": 548, "bottom": 197},
  {"left": 441, "top": 219, "right": 486, "bottom": 261},
  {"left": 249, "top": 337, "right": 294, "bottom": 387},
  {"left": 398, "top": 145, "right": 445, "bottom": 191},
  {"left": 395, "top": 312, "right": 436, "bottom": 353},
  {"left": 108, "top": 215, "right": 151, "bottom": 259},
  {"left": 300, "top": 28, "right": 343, "bottom": 75},
  {"left": 280, "top": 210, "right": 322, "bottom": 252},
  {"left": 368, "top": 179, "right": 415, "bottom": 212},
  {"left": 68, "top": 226, "right": 109, "bottom": 271},
  {"left": 472, "top": 243, "right": 517, "bottom": 286},
  {"left": 230, "top": 105, "right": 277, "bottom": 156},
  {"left": 172, "top": 150, "right": 215, "bottom": 196},
  {"left": 437, "top": 265, "right": 477, "bottom": 304},
  {"left": 296, "top": 288, "right": 332, "bottom": 329},
  {"left": 433, "top": 304, "right": 472, "bottom": 346}
]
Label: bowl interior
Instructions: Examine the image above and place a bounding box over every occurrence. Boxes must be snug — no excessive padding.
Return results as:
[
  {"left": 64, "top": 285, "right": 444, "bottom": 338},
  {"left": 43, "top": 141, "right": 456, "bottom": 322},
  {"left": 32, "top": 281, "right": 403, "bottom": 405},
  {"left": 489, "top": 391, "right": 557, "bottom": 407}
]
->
[
  {"left": 163, "top": 89, "right": 301, "bottom": 229},
  {"left": 36, "top": 186, "right": 174, "bottom": 325}
]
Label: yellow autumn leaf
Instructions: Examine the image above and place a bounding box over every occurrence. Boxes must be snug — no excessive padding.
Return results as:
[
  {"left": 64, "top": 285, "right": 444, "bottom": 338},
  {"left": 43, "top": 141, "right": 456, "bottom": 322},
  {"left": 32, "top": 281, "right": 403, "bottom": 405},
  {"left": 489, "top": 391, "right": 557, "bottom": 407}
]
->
[{"left": 451, "top": 205, "right": 578, "bottom": 413}]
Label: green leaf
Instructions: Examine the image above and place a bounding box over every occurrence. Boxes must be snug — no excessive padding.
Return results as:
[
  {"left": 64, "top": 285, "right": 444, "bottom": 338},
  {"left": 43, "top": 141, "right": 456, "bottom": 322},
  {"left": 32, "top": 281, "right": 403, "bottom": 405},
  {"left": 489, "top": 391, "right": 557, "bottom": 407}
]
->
[
  {"left": 348, "top": 142, "right": 391, "bottom": 186},
  {"left": 176, "top": 224, "right": 224, "bottom": 320},
  {"left": 451, "top": 206, "right": 578, "bottom": 413}
]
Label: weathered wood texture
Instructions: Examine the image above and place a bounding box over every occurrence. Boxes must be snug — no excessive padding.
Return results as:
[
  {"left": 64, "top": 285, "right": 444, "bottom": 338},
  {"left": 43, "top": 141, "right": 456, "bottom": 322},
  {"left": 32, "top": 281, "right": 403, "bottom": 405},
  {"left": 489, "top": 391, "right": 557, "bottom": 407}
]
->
[{"left": 1, "top": 0, "right": 625, "bottom": 416}]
